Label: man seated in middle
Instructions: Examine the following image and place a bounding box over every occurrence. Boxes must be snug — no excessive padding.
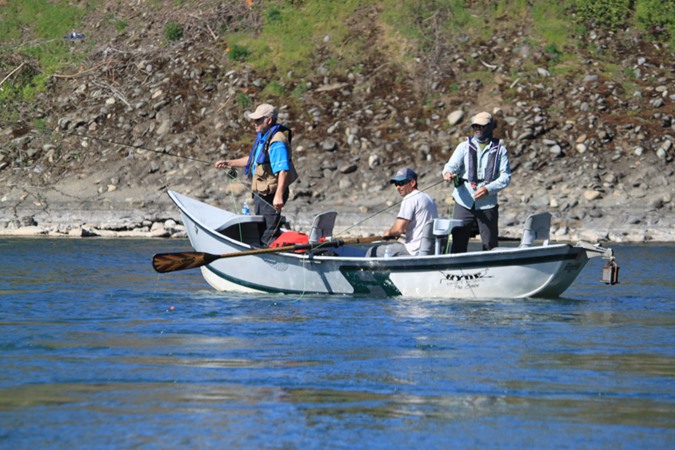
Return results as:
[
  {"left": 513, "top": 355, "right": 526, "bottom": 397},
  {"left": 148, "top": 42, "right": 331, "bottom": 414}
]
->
[{"left": 367, "top": 167, "right": 438, "bottom": 257}]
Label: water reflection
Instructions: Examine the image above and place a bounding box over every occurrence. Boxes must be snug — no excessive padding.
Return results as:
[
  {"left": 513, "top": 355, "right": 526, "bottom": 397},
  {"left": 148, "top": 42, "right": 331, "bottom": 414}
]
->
[
  {"left": 0, "top": 381, "right": 510, "bottom": 422},
  {"left": 7, "top": 379, "right": 670, "bottom": 432},
  {"left": 1, "top": 240, "right": 673, "bottom": 448}
]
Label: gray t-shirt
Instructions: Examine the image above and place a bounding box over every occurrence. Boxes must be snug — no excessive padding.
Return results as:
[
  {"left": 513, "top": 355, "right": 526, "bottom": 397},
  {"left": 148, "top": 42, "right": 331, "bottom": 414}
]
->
[{"left": 398, "top": 190, "right": 438, "bottom": 255}]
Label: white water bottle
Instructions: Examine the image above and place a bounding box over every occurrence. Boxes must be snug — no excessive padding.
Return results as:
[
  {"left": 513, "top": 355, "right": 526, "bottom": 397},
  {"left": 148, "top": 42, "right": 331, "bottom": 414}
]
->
[
  {"left": 383, "top": 246, "right": 393, "bottom": 258},
  {"left": 241, "top": 201, "right": 250, "bottom": 215}
]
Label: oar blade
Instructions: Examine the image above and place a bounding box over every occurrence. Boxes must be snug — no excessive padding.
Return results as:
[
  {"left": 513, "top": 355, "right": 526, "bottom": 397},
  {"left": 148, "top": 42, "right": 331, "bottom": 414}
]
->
[{"left": 152, "top": 252, "right": 218, "bottom": 273}]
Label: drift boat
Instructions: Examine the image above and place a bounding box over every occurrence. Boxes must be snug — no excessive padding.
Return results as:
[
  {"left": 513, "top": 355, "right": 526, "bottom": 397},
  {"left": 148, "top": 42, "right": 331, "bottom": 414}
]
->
[{"left": 154, "top": 190, "right": 619, "bottom": 299}]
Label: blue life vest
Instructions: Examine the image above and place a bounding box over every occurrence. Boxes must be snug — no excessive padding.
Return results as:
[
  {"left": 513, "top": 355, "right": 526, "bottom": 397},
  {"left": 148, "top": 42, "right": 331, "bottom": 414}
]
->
[{"left": 244, "top": 124, "right": 292, "bottom": 178}]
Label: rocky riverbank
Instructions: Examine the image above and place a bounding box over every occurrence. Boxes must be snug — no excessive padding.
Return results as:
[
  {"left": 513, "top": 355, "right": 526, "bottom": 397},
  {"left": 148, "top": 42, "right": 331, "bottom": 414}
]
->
[
  {"left": 1, "top": 149, "right": 672, "bottom": 243},
  {"left": 1, "top": 2, "right": 673, "bottom": 243}
]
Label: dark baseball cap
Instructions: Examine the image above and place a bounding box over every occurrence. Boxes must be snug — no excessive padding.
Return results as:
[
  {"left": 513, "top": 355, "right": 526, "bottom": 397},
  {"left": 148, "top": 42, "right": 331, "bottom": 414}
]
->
[{"left": 390, "top": 167, "right": 417, "bottom": 183}]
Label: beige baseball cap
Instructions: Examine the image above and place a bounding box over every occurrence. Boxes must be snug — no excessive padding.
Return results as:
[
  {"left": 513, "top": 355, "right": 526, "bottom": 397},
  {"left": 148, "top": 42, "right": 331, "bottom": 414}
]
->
[
  {"left": 248, "top": 103, "right": 278, "bottom": 121},
  {"left": 471, "top": 112, "right": 493, "bottom": 126}
]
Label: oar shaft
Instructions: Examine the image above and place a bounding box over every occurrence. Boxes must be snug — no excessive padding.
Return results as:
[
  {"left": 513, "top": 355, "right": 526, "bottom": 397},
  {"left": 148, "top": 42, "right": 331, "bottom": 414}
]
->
[{"left": 152, "top": 235, "right": 390, "bottom": 273}]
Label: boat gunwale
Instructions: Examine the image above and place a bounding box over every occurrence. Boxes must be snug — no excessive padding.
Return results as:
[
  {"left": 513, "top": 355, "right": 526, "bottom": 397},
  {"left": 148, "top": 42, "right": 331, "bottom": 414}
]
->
[
  {"left": 170, "top": 190, "right": 585, "bottom": 268},
  {"left": 168, "top": 189, "right": 607, "bottom": 298}
]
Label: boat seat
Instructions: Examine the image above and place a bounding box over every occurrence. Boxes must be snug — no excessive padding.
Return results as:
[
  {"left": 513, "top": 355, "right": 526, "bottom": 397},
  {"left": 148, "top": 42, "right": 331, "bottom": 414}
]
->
[
  {"left": 216, "top": 214, "right": 266, "bottom": 245},
  {"left": 520, "top": 212, "right": 552, "bottom": 247},
  {"left": 418, "top": 221, "right": 435, "bottom": 256},
  {"left": 308, "top": 210, "right": 338, "bottom": 244},
  {"left": 418, "top": 218, "right": 464, "bottom": 255},
  {"left": 215, "top": 214, "right": 265, "bottom": 232}
]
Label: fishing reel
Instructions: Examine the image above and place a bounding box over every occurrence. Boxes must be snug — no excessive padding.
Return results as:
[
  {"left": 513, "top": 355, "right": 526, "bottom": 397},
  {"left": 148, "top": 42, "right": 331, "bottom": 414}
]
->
[{"left": 225, "top": 167, "right": 238, "bottom": 179}]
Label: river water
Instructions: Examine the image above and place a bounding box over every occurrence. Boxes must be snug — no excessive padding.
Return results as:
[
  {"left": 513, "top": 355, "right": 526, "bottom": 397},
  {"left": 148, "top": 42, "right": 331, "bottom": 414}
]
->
[{"left": 1, "top": 238, "right": 673, "bottom": 449}]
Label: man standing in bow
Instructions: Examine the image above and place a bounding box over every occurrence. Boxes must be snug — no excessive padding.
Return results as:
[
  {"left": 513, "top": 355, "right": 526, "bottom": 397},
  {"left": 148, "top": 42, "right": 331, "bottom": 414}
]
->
[
  {"left": 215, "top": 103, "right": 297, "bottom": 246},
  {"left": 442, "top": 111, "right": 511, "bottom": 253}
]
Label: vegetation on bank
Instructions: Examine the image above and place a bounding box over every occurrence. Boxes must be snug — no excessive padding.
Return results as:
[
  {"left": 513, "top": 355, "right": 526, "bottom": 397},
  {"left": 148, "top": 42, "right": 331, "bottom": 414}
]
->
[
  {"left": 0, "top": 0, "right": 673, "bottom": 113},
  {"left": 0, "top": 0, "right": 90, "bottom": 103}
]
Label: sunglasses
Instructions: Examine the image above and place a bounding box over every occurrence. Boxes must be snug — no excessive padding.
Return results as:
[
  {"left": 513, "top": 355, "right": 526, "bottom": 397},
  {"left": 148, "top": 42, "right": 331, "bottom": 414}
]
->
[
  {"left": 472, "top": 124, "right": 488, "bottom": 130},
  {"left": 254, "top": 117, "right": 267, "bottom": 125},
  {"left": 392, "top": 179, "right": 411, "bottom": 187}
]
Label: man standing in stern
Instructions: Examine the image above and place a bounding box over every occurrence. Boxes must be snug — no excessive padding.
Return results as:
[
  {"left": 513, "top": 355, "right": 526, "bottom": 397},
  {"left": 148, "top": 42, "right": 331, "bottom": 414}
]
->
[
  {"left": 442, "top": 111, "right": 511, "bottom": 253},
  {"left": 215, "top": 103, "right": 297, "bottom": 246}
]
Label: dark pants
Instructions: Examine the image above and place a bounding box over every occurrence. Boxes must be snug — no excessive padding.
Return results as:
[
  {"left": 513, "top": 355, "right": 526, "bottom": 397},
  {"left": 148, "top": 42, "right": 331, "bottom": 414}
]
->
[
  {"left": 451, "top": 204, "right": 499, "bottom": 253},
  {"left": 253, "top": 189, "right": 289, "bottom": 246}
]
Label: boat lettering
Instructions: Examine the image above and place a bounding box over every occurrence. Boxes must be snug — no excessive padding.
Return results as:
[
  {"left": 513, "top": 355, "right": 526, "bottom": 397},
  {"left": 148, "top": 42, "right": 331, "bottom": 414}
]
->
[
  {"left": 441, "top": 271, "right": 485, "bottom": 282},
  {"left": 438, "top": 270, "right": 490, "bottom": 289}
]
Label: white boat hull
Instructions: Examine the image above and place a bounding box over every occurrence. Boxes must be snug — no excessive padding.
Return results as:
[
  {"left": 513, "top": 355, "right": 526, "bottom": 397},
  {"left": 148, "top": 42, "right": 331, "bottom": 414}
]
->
[{"left": 167, "top": 190, "right": 612, "bottom": 299}]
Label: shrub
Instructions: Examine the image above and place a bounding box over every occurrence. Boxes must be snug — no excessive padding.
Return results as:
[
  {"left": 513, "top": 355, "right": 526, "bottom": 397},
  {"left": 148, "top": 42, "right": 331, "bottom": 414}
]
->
[
  {"left": 235, "top": 92, "right": 252, "bottom": 109},
  {"left": 292, "top": 82, "right": 309, "bottom": 98},
  {"left": 635, "top": 0, "right": 674, "bottom": 28},
  {"left": 228, "top": 44, "right": 250, "bottom": 62},
  {"left": 266, "top": 6, "right": 282, "bottom": 23},
  {"left": 264, "top": 81, "right": 286, "bottom": 97},
  {"left": 163, "top": 22, "right": 183, "bottom": 41},
  {"left": 114, "top": 19, "right": 128, "bottom": 32},
  {"left": 635, "top": 0, "right": 674, "bottom": 44},
  {"left": 573, "top": 0, "right": 632, "bottom": 30}
]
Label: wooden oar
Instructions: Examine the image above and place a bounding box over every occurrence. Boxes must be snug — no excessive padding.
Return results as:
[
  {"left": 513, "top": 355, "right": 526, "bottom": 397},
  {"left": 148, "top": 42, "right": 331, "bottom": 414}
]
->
[{"left": 152, "top": 235, "right": 391, "bottom": 273}]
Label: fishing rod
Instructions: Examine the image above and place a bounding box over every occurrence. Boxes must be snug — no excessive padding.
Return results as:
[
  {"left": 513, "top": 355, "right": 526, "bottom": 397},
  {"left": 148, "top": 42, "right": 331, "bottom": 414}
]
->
[
  {"left": 0, "top": 119, "right": 211, "bottom": 164},
  {"left": 63, "top": 131, "right": 280, "bottom": 213},
  {"left": 336, "top": 176, "right": 450, "bottom": 236},
  {"left": 65, "top": 131, "right": 213, "bottom": 164},
  {"left": 64, "top": 130, "right": 246, "bottom": 204}
]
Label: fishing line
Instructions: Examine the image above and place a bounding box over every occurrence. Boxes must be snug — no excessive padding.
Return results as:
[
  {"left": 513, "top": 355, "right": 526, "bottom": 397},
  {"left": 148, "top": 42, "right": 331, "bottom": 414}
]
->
[
  {"left": 66, "top": 130, "right": 275, "bottom": 214},
  {"left": 66, "top": 131, "right": 213, "bottom": 164},
  {"left": 0, "top": 120, "right": 214, "bottom": 165},
  {"left": 66, "top": 130, "right": 283, "bottom": 215},
  {"left": 335, "top": 177, "right": 449, "bottom": 237},
  {"left": 21, "top": 123, "right": 456, "bottom": 246}
]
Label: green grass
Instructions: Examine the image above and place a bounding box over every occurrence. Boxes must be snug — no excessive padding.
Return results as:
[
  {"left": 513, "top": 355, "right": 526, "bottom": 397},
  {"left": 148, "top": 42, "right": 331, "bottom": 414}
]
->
[
  {"left": 465, "top": 69, "right": 495, "bottom": 86},
  {"left": 33, "top": 117, "right": 50, "bottom": 133},
  {"left": 0, "top": 0, "right": 88, "bottom": 41},
  {"left": 227, "top": 0, "right": 364, "bottom": 76},
  {"left": 600, "top": 62, "right": 624, "bottom": 82},
  {"left": 532, "top": 2, "right": 572, "bottom": 50},
  {"left": 0, "top": 0, "right": 672, "bottom": 108},
  {"left": 0, "top": 0, "right": 92, "bottom": 106},
  {"left": 380, "top": 0, "right": 474, "bottom": 50},
  {"left": 113, "top": 19, "right": 128, "bottom": 32},
  {"left": 263, "top": 80, "right": 286, "bottom": 97},
  {"left": 227, "top": 44, "right": 251, "bottom": 63},
  {"left": 547, "top": 55, "right": 582, "bottom": 77},
  {"left": 235, "top": 92, "right": 253, "bottom": 109},
  {"left": 292, "top": 82, "right": 310, "bottom": 99}
]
